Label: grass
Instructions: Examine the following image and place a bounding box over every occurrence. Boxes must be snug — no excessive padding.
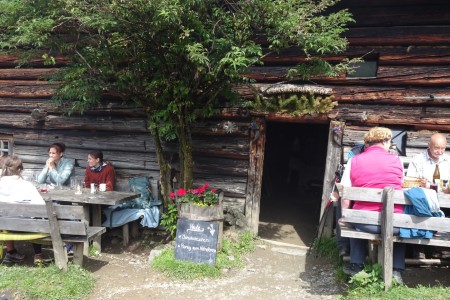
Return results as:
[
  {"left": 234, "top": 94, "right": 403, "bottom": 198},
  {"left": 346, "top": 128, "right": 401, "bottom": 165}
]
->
[
  {"left": 313, "top": 237, "right": 450, "bottom": 299},
  {"left": 0, "top": 263, "right": 95, "bottom": 300},
  {"left": 151, "top": 230, "right": 256, "bottom": 280}
]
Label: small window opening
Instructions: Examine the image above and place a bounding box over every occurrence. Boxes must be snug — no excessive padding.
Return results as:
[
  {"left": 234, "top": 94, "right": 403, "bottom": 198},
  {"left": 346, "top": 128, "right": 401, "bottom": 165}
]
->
[
  {"left": 346, "top": 60, "right": 378, "bottom": 79},
  {"left": 0, "top": 136, "right": 13, "bottom": 157}
]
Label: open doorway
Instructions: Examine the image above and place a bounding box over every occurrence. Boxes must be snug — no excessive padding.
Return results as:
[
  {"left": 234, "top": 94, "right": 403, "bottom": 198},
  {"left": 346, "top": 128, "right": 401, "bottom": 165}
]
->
[{"left": 259, "top": 122, "right": 329, "bottom": 247}]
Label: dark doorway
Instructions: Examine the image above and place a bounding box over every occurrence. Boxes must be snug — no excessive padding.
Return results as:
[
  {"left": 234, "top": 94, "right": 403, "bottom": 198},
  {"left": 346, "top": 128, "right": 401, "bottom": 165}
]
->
[{"left": 259, "top": 122, "right": 329, "bottom": 247}]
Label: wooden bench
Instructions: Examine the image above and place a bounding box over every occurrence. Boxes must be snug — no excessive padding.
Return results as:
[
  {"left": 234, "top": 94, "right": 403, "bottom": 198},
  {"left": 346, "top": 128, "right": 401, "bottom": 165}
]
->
[
  {"left": 337, "top": 185, "right": 450, "bottom": 290},
  {"left": 0, "top": 199, "right": 105, "bottom": 271}
]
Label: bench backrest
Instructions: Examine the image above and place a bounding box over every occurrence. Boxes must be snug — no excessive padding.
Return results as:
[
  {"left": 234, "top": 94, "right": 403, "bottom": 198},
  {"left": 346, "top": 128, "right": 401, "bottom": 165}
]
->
[
  {"left": 339, "top": 185, "right": 450, "bottom": 233},
  {"left": 0, "top": 202, "right": 88, "bottom": 236}
]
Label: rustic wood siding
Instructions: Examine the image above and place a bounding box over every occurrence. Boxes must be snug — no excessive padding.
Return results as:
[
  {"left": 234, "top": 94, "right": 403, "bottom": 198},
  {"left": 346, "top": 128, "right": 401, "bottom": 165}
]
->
[{"left": 0, "top": 56, "right": 250, "bottom": 212}]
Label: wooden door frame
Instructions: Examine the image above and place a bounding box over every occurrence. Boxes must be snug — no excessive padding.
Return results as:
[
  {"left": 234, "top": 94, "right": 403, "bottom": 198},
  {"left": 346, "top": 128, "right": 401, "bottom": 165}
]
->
[
  {"left": 245, "top": 117, "right": 266, "bottom": 234},
  {"left": 318, "top": 120, "right": 345, "bottom": 238}
]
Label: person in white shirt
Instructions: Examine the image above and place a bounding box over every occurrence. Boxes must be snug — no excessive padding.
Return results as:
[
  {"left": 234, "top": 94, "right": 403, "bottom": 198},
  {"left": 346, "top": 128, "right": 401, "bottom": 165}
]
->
[
  {"left": 406, "top": 133, "right": 450, "bottom": 193},
  {"left": 0, "top": 155, "right": 45, "bottom": 264},
  {"left": 406, "top": 133, "right": 450, "bottom": 259}
]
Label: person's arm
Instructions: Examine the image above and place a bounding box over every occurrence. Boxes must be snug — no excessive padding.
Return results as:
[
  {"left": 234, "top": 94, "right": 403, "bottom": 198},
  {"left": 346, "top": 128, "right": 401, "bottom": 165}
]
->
[
  {"left": 340, "top": 158, "right": 353, "bottom": 209},
  {"left": 36, "top": 167, "right": 48, "bottom": 184},
  {"left": 406, "top": 159, "right": 427, "bottom": 187},
  {"left": 105, "top": 165, "right": 116, "bottom": 191},
  {"left": 57, "top": 158, "right": 74, "bottom": 185}
]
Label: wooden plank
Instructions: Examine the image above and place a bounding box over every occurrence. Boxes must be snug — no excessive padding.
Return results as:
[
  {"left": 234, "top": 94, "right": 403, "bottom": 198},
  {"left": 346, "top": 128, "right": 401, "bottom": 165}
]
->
[
  {"left": 245, "top": 117, "right": 265, "bottom": 233},
  {"left": 0, "top": 68, "right": 58, "bottom": 80},
  {"left": 345, "top": 26, "right": 450, "bottom": 46},
  {"left": 381, "top": 188, "right": 394, "bottom": 290},
  {"left": 0, "top": 202, "right": 85, "bottom": 219},
  {"left": 341, "top": 186, "right": 450, "bottom": 208},
  {"left": 245, "top": 65, "right": 450, "bottom": 85},
  {"left": 0, "top": 112, "right": 149, "bottom": 132},
  {"left": 0, "top": 218, "right": 87, "bottom": 235},
  {"left": 44, "top": 199, "right": 67, "bottom": 271},
  {"left": 259, "top": 46, "right": 450, "bottom": 67},
  {"left": 319, "top": 121, "right": 344, "bottom": 237}
]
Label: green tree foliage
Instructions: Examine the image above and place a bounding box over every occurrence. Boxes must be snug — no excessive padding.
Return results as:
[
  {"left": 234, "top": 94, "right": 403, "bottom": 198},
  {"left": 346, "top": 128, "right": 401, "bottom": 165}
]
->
[{"left": 0, "top": 0, "right": 354, "bottom": 204}]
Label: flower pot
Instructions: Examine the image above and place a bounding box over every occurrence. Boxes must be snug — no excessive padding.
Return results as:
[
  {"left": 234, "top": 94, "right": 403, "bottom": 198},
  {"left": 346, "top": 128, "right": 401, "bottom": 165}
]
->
[{"left": 178, "top": 192, "right": 224, "bottom": 250}]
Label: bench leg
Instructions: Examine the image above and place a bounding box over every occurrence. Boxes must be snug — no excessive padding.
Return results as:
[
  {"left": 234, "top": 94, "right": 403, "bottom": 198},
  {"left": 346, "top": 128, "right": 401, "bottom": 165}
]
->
[
  {"left": 91, "top": 204, "right": 102, "bottom": 252},
  {"left": 72, "top": 243, "right": 84, "bottom": 266},
  {"left": 131, "top": 221, "right": 139, "bottom": 239},
  {"left": 83, "top": 205, "right": 90, "bottom": 256},
  {"left": 122, "top": 223, "right": 129, "bottom": 247}
]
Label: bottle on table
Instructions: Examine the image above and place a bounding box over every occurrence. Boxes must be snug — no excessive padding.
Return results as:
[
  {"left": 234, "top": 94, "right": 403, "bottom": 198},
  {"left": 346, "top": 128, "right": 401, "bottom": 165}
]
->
[{"left": 433, "top": 164, "right": 441, "bottom": 191}]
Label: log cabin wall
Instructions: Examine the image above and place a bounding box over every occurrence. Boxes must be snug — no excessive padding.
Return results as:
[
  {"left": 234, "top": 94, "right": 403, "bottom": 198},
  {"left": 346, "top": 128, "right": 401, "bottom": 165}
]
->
[
  {"left": 0, "top": 56, "right": 250, "bottom": 213},
  {"left": 1, "top": 0, "right": 450, "bottom": 234},
  {"left": 235, "top": 0, "right": 450, "bottom": 233}
]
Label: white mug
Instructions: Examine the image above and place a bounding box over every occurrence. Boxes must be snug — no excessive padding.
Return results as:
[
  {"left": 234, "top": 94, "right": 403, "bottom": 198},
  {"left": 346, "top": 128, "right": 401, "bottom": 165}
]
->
[{"left": 99, "top": 183, "right": 107, "bottom": 192}]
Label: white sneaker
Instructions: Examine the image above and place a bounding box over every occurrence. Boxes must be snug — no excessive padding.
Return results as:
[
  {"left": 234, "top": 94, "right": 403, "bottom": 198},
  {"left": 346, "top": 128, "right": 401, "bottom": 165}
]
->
[{"left": 393, "top": 270, "right": 404, "bottom": 285}]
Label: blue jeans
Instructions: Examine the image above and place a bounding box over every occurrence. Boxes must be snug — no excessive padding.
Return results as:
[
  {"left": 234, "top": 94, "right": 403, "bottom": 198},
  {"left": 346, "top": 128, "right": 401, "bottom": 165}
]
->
[{"left": 350, "top": 223, "right": 405, "bottom": 270}]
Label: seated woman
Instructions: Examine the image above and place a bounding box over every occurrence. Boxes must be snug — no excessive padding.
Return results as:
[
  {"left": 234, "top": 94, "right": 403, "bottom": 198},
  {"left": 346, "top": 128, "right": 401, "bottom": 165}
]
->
[
  {"left": 341, "top": 127, "right": 405, "bottom": 284},
  {"left": 0, "top": 155, "right": 46, "bottom": 265},
  {"left": 37, "top": 142, "right": 74, "bottom": 186},
  {"left": 84, "top": 151, "right": 116, "bottom": 191}
]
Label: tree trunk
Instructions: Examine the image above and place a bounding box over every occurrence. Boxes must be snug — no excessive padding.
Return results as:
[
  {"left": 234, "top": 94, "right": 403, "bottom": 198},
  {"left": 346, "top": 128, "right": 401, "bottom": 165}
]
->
[
  {"left": 149, "top": 124, "right": 172, "bottom": 206},
  {"left": 176, "top": 114, "right": 194, "bottom": 189}
]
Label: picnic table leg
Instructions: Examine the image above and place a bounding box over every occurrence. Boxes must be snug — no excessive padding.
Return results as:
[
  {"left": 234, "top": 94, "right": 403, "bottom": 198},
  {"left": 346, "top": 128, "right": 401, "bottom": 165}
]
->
[
  {"left": 91, "top": 204, "right": 102, "bottom": 252},
  {"left": 83, "top": 205, "right": 90, "bottom": 256}
]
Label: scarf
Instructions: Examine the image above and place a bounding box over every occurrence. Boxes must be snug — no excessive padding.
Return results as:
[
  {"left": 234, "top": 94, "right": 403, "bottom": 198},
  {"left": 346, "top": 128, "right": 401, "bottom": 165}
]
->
[{"left": 90, "top": 162, "right": 107, "bottom": 173}]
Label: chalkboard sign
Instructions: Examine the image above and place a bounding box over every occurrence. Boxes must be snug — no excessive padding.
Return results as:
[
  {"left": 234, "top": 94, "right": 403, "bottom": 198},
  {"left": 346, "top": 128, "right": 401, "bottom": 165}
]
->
[{"left": 174, "top": 218, "right": 219, "bottom": 266}]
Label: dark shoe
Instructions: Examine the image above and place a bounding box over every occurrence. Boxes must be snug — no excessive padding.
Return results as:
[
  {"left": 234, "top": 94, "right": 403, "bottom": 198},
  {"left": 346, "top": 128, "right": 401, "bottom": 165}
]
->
[
  {"left": 393, "top": 270, "right": 404, "bottom": 285},
  {"left": 343, "top": 263, "right": 364, "bottom": 276},
  {"left": 2, "top": 251, "right": 25, "bottom": 264}
]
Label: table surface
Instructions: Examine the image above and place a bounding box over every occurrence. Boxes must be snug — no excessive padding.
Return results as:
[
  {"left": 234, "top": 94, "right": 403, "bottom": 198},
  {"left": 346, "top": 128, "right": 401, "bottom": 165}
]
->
[{"left": 39, "top": 188, "right": 140, "bottom": 205}]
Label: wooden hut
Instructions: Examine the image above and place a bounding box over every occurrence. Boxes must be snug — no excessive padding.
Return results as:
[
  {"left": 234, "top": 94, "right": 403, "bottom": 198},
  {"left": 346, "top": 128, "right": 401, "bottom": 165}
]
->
[{"left": 1, "top": 0, "right": 450, "bottom": 243}]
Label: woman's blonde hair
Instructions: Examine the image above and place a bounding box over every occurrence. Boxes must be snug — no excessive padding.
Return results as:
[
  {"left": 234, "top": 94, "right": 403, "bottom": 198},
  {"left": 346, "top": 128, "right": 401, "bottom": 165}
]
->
[
  {"left": 0, "top": 155, "right": 23, "bottom": 177},
  {"left": 363, "top": 127, "right": 392, "bottom": 144}
]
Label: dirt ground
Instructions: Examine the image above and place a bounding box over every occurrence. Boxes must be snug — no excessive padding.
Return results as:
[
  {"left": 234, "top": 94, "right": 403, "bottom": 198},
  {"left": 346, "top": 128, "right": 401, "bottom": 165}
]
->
[
  {"left": 85, "top": 228, "right": 342, "bottom": 300},
  {"left": 5, "top": 226, "right": 450, "bottom": 300},
  {"left": 84, "top": 229, "right": 450, "bottom": 300}
]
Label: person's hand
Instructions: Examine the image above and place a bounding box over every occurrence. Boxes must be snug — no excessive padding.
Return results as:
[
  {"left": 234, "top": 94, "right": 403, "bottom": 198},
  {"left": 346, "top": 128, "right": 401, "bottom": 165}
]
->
[
  {"left": 443, "top": 186, "right": 450, "bottom": 194},
  {"left": 420, "top": 178, "right": 427, "bottom": 187},
  {"left": 46, "top": 158, "right": 55, "bottom": 171}
]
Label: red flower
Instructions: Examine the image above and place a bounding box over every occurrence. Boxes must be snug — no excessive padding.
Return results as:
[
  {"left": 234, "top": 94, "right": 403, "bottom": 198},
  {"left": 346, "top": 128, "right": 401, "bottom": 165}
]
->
[
  {"left": 177, "top": 188, "right": 187, "bottom": 197},
  {"left": 169, "top": 192, "right": 175, "bottom": 199}
]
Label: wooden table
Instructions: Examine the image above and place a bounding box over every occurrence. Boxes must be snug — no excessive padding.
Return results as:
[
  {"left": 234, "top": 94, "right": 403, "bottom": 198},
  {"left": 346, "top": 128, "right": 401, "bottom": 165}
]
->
[{"left": 40, "top": 188, "right": 140, "bottom": 251}]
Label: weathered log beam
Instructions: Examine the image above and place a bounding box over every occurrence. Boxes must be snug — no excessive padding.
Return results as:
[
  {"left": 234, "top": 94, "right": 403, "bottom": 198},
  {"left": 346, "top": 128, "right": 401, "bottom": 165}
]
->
[
  {"left": 246, "top": 65, "right": 450, "bottom": 86},
  {"left": 345, "top": 26, "right": 450, "bottom": 46},
  {"left": 0, "top": 80, "right": 56, "bottom": 98},
  {"left": 0, "top": 54, "right": 69, "bottom": 68},
  {"left": 262, "top": 46, "right": 450, "bottom": 66},
  {"left": 336, "top": 104, "right": 450, "bottom": 128},
  {"left": 0, "top": 112, "right": 149, "bottom": 132},
  {"left": 339, "top": 3, "right": 450, "bottom": 27},
  {"left": 236, "top": 84, "right": 450, "bottom": 106},
  {"left": 0, "top": 68, "right": 58, "bottom": 80}
]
